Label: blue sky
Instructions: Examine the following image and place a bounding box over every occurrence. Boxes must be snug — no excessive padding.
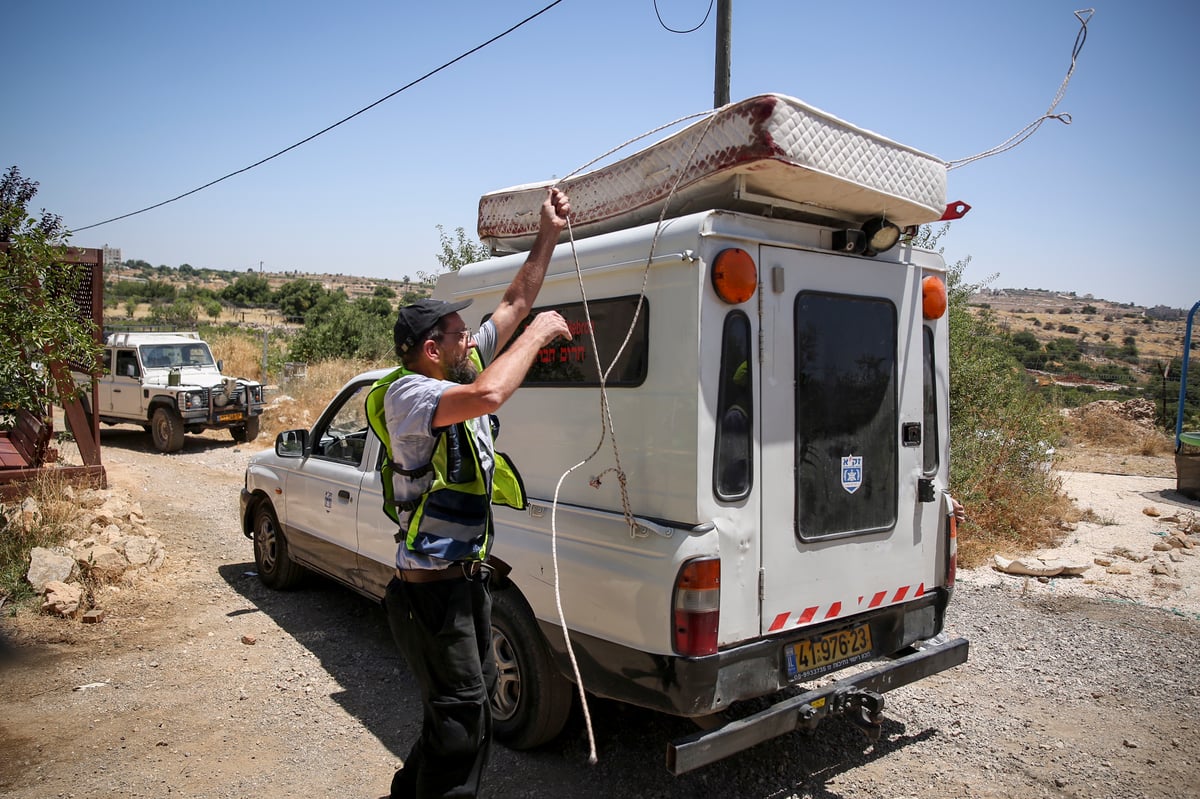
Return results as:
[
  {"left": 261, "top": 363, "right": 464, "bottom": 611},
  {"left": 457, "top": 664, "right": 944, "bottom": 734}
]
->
[{"left": 5, "top": 1, "right": 1198, "bottom": 309}]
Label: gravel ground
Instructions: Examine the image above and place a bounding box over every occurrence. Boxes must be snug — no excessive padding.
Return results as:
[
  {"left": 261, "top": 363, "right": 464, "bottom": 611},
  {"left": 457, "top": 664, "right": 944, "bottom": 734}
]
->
[{"left": 1, "top": 426, "right": 1198, "bottom": 799}]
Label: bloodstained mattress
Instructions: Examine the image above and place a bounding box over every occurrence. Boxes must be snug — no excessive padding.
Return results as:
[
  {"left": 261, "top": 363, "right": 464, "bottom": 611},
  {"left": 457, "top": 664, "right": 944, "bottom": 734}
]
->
[{"left": 477, "top": 93, "right": 948, "bottom": 253}]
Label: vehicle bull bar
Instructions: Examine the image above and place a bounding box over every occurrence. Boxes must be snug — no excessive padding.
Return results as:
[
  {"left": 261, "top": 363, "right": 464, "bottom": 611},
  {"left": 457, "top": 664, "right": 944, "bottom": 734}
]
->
[{"left": 665, "top": 635, "right": 969, "bottom": 775}]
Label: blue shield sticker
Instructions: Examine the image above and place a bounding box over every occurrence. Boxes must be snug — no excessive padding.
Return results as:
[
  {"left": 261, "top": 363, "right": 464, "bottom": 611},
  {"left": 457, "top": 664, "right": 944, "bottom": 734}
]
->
[{"left": 841, "top": 455, "right": 863, "bottom": 494}]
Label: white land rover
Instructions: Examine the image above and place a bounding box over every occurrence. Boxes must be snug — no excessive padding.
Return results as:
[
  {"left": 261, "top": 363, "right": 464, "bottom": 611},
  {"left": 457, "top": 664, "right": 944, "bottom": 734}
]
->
[{"left": 74, "top": 331, "right": 266, "bottom": 453}]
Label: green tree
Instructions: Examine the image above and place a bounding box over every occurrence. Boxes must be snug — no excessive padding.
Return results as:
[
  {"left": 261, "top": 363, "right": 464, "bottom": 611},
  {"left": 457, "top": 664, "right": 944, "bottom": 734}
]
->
[
  {"left": 373, "top": 284, "right": 396, "bottom": 299},
  {"left": 0, "top": 166, "right": 101, "bottom": 415},
  {"left": 274, "top": 278, "right": 327, "bottom": 320},
  {"left": 289, "top": 302, "right": 392, "bottom": 362},
  {"left": 221, "top": 273, "right": 273, "bottom": 306},
  {"left": 435, "top": 224, "right": 490, "bottom": 273}
]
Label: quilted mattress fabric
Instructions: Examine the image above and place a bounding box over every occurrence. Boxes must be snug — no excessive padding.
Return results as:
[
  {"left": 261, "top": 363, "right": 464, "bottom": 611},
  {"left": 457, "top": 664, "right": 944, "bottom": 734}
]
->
[{"left": 477, "top": 93, "right": 947, "bottom": 253}]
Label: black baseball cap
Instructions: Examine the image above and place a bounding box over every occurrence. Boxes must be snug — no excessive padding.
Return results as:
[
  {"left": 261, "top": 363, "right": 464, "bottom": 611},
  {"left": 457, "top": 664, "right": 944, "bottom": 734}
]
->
[{"left": 394, "top": 298, "right": 474, "bottom": 355}]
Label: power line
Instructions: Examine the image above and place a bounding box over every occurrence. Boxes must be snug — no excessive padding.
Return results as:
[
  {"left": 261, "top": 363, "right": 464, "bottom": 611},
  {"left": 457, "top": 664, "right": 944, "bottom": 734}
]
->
[
  {"left": 653, "top": 0, "right": 714, "bottom": 34},
  {"left": 71, "top": 0, "right": 567, "bottom": 234}
]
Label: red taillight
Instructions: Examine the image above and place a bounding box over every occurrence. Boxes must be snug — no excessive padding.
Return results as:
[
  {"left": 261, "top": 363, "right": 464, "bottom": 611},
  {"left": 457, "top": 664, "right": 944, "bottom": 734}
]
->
[
  {"left": 946, "top": 511, "right": 958, "bottom": 589},
  {"left": 673, "top": 558, "right": 720, "bottom": 656}
]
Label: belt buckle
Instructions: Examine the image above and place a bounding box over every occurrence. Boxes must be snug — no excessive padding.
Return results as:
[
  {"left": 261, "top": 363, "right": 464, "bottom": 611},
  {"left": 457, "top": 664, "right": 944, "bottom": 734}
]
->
[{"left": 461, "top": 560, "right": 486, "bottom": 581}]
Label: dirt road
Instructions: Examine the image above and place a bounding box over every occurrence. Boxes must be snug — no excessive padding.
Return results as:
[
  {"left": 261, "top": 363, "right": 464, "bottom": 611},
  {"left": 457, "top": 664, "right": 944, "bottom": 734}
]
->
[{"left": 2, "top": 427, "right": 1198, "bottom": 798}]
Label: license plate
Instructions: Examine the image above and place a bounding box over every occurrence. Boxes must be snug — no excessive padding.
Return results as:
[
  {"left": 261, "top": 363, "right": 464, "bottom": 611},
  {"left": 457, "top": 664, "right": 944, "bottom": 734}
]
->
[
  {"left": 218, "top": 412, "right": 243, "bottom": 423},
  {"left": 785, "top": 624, "right": 873, "bottom": 680}
]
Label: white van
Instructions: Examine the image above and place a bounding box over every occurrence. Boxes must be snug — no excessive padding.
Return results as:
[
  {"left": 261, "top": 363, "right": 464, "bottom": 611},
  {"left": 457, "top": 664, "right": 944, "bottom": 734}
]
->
[
  {"left": 433, "top": 199, "right": 967, "bottom": 771},
  {"left": 244, "top": 94, "right": 969, "bottom": 772}
]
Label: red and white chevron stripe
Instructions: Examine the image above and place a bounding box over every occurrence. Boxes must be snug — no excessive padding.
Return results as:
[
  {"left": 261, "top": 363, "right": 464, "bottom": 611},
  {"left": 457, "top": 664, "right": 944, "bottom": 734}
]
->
[{"left": 767, "top": 583, "right": 926, "bottom": 632}]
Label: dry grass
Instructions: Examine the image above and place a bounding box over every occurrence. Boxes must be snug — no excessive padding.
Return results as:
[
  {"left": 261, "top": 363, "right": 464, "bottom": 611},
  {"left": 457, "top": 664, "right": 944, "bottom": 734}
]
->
[
  {"left": 1062, "top": 406, "right": 1173, "bottom": 456},
  {"left": 0, "top": 471, "right": 94, "bottom": 604},
  {"left": 204, "top": 329, "right": 285, "bottom": 383},
  {"left": 258, "top": 358, "right": 388, "bottom": 441},
  {"left": 955, "top": 467, "right": 1074, "bottom": 569}
]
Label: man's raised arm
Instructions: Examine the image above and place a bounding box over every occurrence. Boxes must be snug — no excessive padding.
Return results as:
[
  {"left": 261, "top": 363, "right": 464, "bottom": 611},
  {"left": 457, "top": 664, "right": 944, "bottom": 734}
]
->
[{"left": 487, "top": 188, "right": 571, "bottom": 350}]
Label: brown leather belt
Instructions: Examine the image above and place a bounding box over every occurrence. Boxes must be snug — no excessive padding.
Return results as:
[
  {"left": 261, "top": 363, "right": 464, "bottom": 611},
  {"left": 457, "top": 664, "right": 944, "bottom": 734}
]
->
[{"left": 395, "top": 564, "right": 475, "bottom": 583}]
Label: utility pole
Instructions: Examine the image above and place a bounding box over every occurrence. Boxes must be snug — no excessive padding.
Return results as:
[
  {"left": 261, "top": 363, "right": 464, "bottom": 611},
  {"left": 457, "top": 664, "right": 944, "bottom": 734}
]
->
[{"left": 714, "top": 0, "right": 732, "bottom": 108}]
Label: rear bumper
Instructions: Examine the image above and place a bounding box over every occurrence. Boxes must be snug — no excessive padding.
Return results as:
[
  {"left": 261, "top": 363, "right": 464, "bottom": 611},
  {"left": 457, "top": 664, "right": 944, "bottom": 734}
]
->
[
  {"left": 540, "top": 590, "right": 951, "bottom": 717},
  {"left": 666, "top": 635, "right": 969, "bottom": 774}
]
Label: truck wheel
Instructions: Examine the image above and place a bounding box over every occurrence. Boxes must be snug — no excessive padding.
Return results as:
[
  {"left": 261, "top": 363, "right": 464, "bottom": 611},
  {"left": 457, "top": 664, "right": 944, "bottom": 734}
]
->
[
  {"left": 490, "top": 587, "right": 573, "bottom": 749},
  {"left": 150, "top": 407, "right": 186, "bottom": 453},
  {"left": 230, "top": 415, "right": 261, "bottom": 443},
  {"left": 252, "top": 502, "right": 304, "bottom": 589}
]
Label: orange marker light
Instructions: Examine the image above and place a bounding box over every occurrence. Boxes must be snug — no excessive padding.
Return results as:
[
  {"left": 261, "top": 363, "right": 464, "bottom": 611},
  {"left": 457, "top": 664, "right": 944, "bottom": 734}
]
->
[
  {"left": 922, "top": 275, "right": 947, "bottom": 319},
  {"left": 712, "top": 248, "right": 757, "bottom": 304}
]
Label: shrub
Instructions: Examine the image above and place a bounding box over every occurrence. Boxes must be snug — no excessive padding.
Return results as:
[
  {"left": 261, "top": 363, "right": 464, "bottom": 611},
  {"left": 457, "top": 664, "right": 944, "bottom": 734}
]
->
[{"left": 927, "top": 243, "right": 1066, "bottom": 567}]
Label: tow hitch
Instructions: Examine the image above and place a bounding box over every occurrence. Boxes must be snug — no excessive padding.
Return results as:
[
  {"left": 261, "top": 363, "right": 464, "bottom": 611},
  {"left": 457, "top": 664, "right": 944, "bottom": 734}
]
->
[{"left": 837, "top": 688, "right": 884, "bottom": 740}]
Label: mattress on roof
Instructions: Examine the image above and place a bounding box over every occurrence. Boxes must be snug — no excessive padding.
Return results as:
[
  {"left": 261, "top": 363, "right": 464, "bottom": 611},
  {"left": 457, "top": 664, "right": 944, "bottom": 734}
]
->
[{"left": 478, "top": 93, "right": 948, "bottom": 253}]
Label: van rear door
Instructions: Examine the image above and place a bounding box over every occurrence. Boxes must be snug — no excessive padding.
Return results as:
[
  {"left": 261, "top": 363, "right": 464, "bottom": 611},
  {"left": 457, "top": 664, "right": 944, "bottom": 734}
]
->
[{"left": 757, "top": 245, "right": 938, "bottom": 637}]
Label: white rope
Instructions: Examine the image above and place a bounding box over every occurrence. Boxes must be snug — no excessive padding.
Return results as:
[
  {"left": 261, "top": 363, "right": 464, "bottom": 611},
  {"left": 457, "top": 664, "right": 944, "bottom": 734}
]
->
[
  {"left": 946, "top": 9, "right": 1093, "bottom": 170},
  {"left": 544, "top": 110, "right": 721, "bottom": 765}
]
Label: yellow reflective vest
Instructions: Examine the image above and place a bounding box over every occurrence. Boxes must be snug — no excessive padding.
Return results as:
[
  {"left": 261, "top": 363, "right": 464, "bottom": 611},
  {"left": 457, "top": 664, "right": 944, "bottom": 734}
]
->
[{"left": 365, "top": 352, "right": 527, "bottom": 562}]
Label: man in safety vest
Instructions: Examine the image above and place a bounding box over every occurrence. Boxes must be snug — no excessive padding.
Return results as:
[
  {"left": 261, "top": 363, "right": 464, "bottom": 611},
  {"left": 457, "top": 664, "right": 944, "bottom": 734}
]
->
[{"left": 377, "top": 188, "right": 571, "bottom": 799}]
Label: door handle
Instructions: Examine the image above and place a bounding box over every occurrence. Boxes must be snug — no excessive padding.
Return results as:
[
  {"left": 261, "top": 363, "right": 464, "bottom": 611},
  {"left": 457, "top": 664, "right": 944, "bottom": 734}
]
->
[{"left": 338, "top": 490, "right": 352, "bottom": 501}]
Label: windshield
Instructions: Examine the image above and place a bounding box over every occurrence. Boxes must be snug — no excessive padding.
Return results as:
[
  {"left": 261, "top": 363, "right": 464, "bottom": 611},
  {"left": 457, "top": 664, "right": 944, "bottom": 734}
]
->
[{"left": 139, "top": 343, "right": 215, "bottom": 369}]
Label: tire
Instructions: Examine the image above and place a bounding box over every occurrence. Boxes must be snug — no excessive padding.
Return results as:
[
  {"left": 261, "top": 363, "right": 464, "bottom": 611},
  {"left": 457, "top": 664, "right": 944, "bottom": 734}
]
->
[
  {"left": 490, "top": 587, "right": 573, "bottom": 749},
  {"left": 252, "top": 502, "right": 304, "bottom": 590},
  {"left": 150, "top": 406, "right": 185, "bottom": 453},
  {"left": 230, "top": 414, "right": 261, "bottom": 443}
]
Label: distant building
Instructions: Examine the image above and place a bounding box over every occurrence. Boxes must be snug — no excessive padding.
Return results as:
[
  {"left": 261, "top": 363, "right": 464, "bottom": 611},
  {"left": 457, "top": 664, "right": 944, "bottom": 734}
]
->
[
  {"left": 102, "top": 245, "right": 122, "bottom": 270},
  {"left": 1146, "top": 305, "right": 1185, "bottom": 321}
]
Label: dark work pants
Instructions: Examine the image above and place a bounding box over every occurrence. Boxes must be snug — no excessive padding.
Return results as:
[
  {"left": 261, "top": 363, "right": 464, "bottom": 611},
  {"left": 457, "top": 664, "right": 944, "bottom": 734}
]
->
[{"left": 385, "top": 573, "right": 495, "bottom": 799}]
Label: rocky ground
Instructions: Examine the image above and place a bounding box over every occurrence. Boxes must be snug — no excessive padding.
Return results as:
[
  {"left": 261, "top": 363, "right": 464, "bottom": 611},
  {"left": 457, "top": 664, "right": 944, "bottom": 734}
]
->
[{"left": 1, "top": 423, "right": 1198, "bottom": 799}]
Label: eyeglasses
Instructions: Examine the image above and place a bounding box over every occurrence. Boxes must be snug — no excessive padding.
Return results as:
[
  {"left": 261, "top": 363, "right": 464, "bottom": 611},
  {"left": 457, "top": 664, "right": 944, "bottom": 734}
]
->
[{"left": 435, "top": 327, "right": 473, "bottom": 343}]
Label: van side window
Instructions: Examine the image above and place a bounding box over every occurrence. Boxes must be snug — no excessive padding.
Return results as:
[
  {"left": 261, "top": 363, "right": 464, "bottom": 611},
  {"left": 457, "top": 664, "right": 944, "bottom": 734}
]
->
[
  {"left": 512, "top": 296, "right": 648, "bottom": 387},
  {"left": 115, "top": 350, "right": 139, "bottom": 378},
  {"left": 714, "top": 311, "right": 753, "bottom": 500},
  {"left": 922, "top": 326, "right": 939, "bottom": 474},
  {"left": 794, "top": 292, "right": 897, "bottom": 539}
]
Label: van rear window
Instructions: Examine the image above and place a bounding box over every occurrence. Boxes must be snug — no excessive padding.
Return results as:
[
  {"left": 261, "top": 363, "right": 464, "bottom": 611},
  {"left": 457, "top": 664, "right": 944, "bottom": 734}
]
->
[
  {"left": 793, "top": 292, "right": 897, "bottom": 539},
  {"left": 513, "top": 296, "right": 648, "bottom": 387},
  {"left": 713, "top": 311, "right": 753, "bottom": 500}
]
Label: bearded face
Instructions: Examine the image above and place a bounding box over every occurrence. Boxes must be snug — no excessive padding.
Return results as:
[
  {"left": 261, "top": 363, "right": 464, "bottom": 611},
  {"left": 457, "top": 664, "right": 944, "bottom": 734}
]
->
[{"left": 441, "top": 343, "right": 478, "bottom": 384}]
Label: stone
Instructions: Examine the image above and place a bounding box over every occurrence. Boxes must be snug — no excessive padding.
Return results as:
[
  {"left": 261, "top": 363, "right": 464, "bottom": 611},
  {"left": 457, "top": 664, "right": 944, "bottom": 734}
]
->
[
  {"left": 13, "top": 496, "right": 42, "bottom": 533},
  {"left": 82, "top": 609, "right": 105, "bottom": 624},
  {"left": 26, "top": 547, "right": 77, "bottom": 593},
  {"left": 1142, "top": 506, "right": 1161, "bottom": 518},
  {"left": 74, "top": 543, "right": 127, "bottom": 579},
  {"left": 41, "top": 581, "right": 82, "bottom": 617},
  {"left": 993, "top": 555, "right": 1082, "bottom": 577},
  {"left": 1106, "top": 564, "right": 1133, "bottom": 575},
  {"left": 1149, "top": 559, "right": 1177, "bottom": 577},
  {"left": 116, "top": 536, "right": 156, "bottom": 567},
  {"left": 241, "top": 635, "right": 257, "bottom": 645}
]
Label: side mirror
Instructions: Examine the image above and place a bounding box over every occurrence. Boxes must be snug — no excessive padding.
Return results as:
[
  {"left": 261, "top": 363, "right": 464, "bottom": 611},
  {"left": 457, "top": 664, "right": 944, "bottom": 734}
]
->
[
  {"left": 217, "top": 359, "right": 224, "bottom": 372},
  {"left": 275, "top": 429, "right": 308, "bottom": 458}
]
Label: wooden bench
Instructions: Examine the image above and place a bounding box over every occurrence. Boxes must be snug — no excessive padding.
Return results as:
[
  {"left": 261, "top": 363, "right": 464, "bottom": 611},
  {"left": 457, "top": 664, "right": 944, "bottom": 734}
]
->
[{"left": 0, "top": 408, "right": 53, "bottom": 471}]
